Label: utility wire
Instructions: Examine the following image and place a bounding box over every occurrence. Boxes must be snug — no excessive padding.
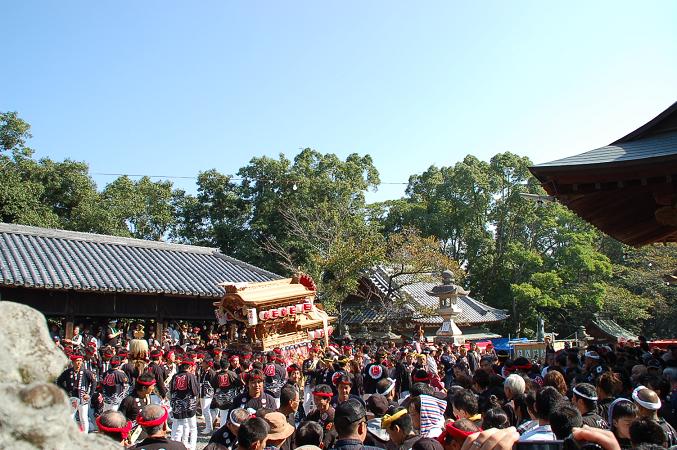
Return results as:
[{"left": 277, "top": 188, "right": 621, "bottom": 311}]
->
[{"left": 92, "top": 172, "right": 410, "bottom": 185}]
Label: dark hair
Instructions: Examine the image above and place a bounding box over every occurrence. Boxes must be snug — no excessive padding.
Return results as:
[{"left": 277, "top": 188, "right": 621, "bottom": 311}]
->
[
  {"left": 629, "top": 418, "right": 668, "bottom": 446},
  {"left": 513, "top": 393, "right": 531, "bottom": 424},
  {"left": 238, "top": 417, "right": 270, "bottom": 449},
  {"left": 611, "top": 399, "right": 637, "bottom": 422},
  {"left": 280, "top": 384, "right": 299, "bottom": 407},
  {"left": 452, "top": 390, "right": 479, "bottom": 416},
  {"left": 567, "top": 353, "right": 580, "bottom": 366},
  {"left": 376, "top": 377, "right": 394, "bottom": 395},
  {"left": 255, "top": 408, "right": 275, "bottom": 418},
  {"left": 296, "top": 421, "right": 323, "bottom": 447},
  {"left": 137, "top": 372, "right": 156, "bottom": 389},
  {"left": 247, "top": 369, "right": 264, "bottom": 383},
  {"left": 410, "top": 382, "right": 434, "bottom": 397},
  {"left": 481, "top": 407, "right": 509, "bottom": 430},
  {"left": 572, "top": 383, "right": 597, "bottom": 412},
  {"left": 549, "top": 402, "right": 582, "bottom": 439},
  {"left": 220, "top": 359, "right": 230, "bottom": 371},
  {"left": 534, "top": 386, "right": 562, "bottom": 421},
  {"left": 413, "top": 437, "right": 445, "bottom": 450},
  {"left": 473, "top": 370, "right": 490, "bottom": 389},
  {"left": 385, "top": 406, "right": 413, "bottom": 435},
  {"left": 453, "top": 374, "right": 474, "bottom": 390}
]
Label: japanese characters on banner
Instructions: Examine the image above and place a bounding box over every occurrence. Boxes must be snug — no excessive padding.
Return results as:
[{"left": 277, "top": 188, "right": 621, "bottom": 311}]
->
[
  {"left": 512, "top": 342, "right": 546, "bottom": 360},
  {"left": 244, "top": 298, "right": 315, "bottom": 326}
]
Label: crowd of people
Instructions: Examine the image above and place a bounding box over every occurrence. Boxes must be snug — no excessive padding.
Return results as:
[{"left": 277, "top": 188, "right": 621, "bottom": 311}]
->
[{"left": 54, "top": 323, "right": 677, "bottom": 450}]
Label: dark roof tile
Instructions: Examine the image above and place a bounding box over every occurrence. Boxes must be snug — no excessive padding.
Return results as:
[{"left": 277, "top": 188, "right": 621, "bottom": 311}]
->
[
  {"left": 533, "top": 131, "right": 677, "bottom": 168},
  {"left": 0, "top": 223, "right": 281, "bottom": 297}
]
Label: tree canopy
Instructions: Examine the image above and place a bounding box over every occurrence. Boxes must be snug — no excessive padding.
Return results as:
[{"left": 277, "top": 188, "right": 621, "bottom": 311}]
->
[{"left": 1, "top": 111, "right": 675, "bottom": 337}]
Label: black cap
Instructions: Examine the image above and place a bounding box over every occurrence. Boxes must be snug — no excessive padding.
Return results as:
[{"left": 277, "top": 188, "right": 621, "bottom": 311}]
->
[
  {"left": 413, "top": 438, "right": 444, "bottom": 450},
  {"left": 366, "top": 394, "right": 389, "bottom": 417},
  {"left": 334, "top": 398, "right": 366, "bottom": 428},
  {"left": 647, "top": 359, "right": 662, "bottom": 369}
]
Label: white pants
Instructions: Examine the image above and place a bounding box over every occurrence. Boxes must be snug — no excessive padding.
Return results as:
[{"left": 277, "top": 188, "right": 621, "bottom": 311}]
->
[
  {"left": 303, "top": 385, "right": 315, "bottom": 415},
  {"left": 171, "top": 415, "right": 198, "bottom": 450},
  {"left": 200, "top": 397, "right": 214, "bottom": 431},
  {"left": 77, "top": 403, "right": 90, "bottom": 433},
  {"left": 218, "top": 409, "right": 229, "bottom": 427}
]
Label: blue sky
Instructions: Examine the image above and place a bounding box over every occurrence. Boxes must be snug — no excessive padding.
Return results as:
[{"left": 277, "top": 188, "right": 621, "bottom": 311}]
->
[{"left": 3, "top": 1, "right": 676, "bottom": 201}]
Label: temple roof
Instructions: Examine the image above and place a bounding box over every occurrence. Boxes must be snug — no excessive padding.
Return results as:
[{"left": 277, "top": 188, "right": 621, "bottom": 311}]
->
[
  {"left": 342, "top": 266, "right": 508, "bottom": 326},
  {"left": 529, "top": 101, "right": 677, "bottom": 246},
  {"left": 0, "top": 222, "right": 280, "bottom": 297}
]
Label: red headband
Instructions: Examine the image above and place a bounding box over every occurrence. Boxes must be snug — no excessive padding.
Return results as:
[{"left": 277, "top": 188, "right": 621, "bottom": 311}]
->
[
  {"left": 313, "top": 392, "right": 334, "bottom": 398},
  {"left": 180, "top": 360, "right": 196, "bottom": 366},
  {"left": 136, "top": 406, "right": 169, "bottom": 428},
  {"left": 137, "top": 378, "right": 157, "bottom": 387},
  {"left": 439, "top": 424, "right": 482, "bottom": 444},
  {"left": 515, "top": 363, "right": 532, "bottom": 371},
  {"left": 95, "top": 416, "right": 133, "bottom": 439},
  {"left": 246, "top": 375, "right": 263, "bottom": 382},
  {"left": 70, "top": 354, "right": 84, "bottom": 361},
  {"left": 412, "top": 375, "right": 430, "bottom": 383}
]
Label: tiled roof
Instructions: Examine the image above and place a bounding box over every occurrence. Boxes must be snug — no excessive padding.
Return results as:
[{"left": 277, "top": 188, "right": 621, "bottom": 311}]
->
[
  {"left": 0, "top": 223, "right": 281, "bottom": 297},
  {"left": 343, "top": 267, "right": 508, "bottom": 325},
  {"left": 591, "top": 317, "right": 635, "bottom": 341},
  {"left": 532, "top": 131, "right": 677, "bottom": 168}
]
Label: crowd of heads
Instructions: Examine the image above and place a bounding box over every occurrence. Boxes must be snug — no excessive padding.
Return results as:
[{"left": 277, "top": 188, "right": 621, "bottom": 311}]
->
[{"left": 53, "top": 321, "right": 677, "bottom": 450}]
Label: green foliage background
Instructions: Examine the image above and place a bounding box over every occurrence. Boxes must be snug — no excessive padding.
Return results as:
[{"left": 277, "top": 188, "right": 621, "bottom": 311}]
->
[{"left": 1, "top": 111, "right": 675, "bottom": 337}]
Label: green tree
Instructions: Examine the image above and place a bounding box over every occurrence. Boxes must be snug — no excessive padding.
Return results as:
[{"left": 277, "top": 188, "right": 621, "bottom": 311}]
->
[
  {"left": 100, "top": 176, "right": 176, "bottom": 240},
  {"left": 171, "top": 169, "right": 257, "bottom": 260}
]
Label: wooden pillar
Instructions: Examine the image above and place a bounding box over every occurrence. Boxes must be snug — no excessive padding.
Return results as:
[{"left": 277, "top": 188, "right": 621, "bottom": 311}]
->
[
  {"left": 65, "top": 291, "right": 74, "bottom": 339},
  {"left": 154, "top": 297, "right": 164, "bottom": 345},
  {"left": 156, "top": 321, "right": 164, "bottom": 343},
  {"left": 65, "top": 320, "right": 74, "bottom": 340}
]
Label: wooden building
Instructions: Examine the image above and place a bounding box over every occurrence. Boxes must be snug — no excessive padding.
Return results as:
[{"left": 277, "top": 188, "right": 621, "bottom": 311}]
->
[
  {"left": 341, "top": 266, "right": 508, "bottom": 341},
  {"left": 0, "top": 223, "right": 281, "bottom": 337},
  {"left": 529, "top": 101, "right": 677, "bottom": 246}
]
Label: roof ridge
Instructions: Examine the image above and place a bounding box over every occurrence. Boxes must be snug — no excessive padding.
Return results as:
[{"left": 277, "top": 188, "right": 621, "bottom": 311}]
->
[{"left": 0, "top": 222, "right": 219, "bottom": 254}]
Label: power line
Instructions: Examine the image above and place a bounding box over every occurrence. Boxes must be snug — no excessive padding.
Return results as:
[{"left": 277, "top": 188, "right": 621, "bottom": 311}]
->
[{"left": 92, "top": 172, "right": 409, "bottom": 185}]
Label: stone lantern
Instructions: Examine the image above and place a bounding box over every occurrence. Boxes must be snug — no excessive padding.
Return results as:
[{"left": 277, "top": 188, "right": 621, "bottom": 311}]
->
[{"left": 426, "top": 270, "right": 468, "bottom": 345}]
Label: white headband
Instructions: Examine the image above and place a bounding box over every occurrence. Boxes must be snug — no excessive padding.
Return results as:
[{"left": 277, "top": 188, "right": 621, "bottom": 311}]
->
[
  {"left": 632, "top": 386, "right": 661, "bottom": 410},
  {"left": 573, "top": 386, "right": 598, "bottom": 401},
  {"left": 380, "top": 378, "right": 396, "bottom": 396},
  {"left": 607, "top": 398, "right": 632, "bottom": 425},
  {"left": 584, "top": 351, "right": 600, "bottom": 360}
]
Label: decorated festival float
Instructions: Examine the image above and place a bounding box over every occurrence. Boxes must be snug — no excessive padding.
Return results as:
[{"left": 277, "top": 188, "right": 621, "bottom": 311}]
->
[{"left": 214, "top": 273, "right": 336, "bottom": 359}]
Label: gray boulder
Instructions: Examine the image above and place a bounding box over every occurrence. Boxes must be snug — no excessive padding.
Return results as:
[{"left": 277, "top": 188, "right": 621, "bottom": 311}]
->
[{"left": 0, "top": 301, "right": 119, "bottom": 449}]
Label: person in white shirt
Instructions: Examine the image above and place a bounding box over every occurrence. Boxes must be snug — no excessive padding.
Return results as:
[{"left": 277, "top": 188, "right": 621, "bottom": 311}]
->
[
  {"left": 519, "top": 387, "right": 562, "bottom": 441},
  {"left": 71, "top": 326, "right": 83, "bottom": 348}
]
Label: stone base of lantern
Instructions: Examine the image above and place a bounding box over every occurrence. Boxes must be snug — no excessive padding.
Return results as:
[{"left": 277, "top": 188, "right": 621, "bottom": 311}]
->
[{"left": 434, "top": 318, "right": 464, "bottom": 345}]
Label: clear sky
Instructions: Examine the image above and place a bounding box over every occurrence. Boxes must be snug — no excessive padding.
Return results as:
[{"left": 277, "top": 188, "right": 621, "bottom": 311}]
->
[{"left": 3, "top": 1, "right": 676, "bottom": 202}]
